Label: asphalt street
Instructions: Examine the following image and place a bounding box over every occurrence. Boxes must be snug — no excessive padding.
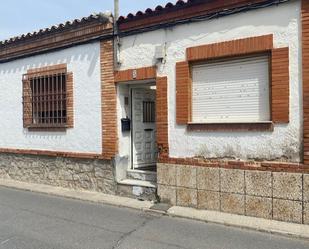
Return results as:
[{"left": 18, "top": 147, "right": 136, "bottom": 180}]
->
[{"left": 0, "top": 186, "right": 308, "bottom": 249}]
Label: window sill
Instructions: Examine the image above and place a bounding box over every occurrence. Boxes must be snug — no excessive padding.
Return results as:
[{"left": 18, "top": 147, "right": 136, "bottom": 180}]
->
[
  {"left": 187, "top": 122, "right": 274, "bottom": 132},
  {"left": 27, "top": 125, "right": 68, "bottom": 132}
]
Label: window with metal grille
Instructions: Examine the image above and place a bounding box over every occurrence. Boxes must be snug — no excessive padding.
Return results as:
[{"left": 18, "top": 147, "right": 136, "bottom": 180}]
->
[
  {"left": 143, "top": 101, "right": 155, "bottom": 123},
  {"left": 22, "top": 65, "right": 73, "bottom": 129}
]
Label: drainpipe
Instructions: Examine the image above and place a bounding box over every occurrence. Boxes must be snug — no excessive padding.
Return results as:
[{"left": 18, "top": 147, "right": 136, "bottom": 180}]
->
[
  {"left": 114, "top": 0, "right": 121, "bottom": 67},
  {"left": 114, "top": 0, "right": 119, "bottom": 23}
]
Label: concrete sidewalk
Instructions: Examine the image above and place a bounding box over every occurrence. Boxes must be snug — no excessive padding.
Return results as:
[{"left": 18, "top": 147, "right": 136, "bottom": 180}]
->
[{"left": 1, "top": 179, "right": 309, "bottom": 240}]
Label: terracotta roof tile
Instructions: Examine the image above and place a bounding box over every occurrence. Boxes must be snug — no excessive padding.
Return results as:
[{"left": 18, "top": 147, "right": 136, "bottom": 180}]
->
[
  {"left": 117, "top": 0, "right": 287, "bottom": 24},
  {"left": 0, "top": 12, "right": 112, "bottom": 47},
  {"left": 118, "top": 0, "right": 194, "bottom": 22}
]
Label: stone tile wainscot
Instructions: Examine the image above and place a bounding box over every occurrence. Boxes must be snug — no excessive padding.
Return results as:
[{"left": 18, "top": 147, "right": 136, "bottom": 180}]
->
[
  {"left": 157, "top": 163, "right": 309, "bottom": 225},
  {"left": 0, "top": 153, "right": 116, "bottom": 194}
]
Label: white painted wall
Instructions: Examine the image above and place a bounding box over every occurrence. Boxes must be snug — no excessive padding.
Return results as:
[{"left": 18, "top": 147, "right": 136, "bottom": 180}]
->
[
  {"left": 117, "top": 84, "right": 131, "bottom": 158},
  {"left": 118, "top": 1, "right": 302, "bottom": 162},
  {"left": 0, "top": 42, "right": 102, "bottom": 153}
]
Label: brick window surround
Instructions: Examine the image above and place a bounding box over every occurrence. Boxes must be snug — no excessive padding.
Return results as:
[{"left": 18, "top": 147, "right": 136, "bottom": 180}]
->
[
  {"left": 302, "top": 0, "right": 309, "bottom": 165},
  {"left": 22, "top": 64, "right": 74, "bottom": 130},
  {"left": 114, "top": 66, "right": 169, "bottom": 159},
  {"left": 176, "top": 34, "right": 290, "bottom": 132}
]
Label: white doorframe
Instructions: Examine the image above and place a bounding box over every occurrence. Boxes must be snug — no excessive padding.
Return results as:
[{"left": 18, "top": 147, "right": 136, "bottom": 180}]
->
[{"left": 129, "top": 83, "right": 157, "bottom": 171}]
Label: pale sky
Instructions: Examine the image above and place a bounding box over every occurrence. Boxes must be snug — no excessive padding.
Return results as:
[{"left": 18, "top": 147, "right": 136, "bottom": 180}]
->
[{"left": 0, "top": 0, "right": 175, "bottom": 41}]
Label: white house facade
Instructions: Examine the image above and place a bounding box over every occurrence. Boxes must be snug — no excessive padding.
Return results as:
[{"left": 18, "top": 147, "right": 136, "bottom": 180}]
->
[
  {"left": 1, "top": 0, "right": 309, "bottom": 226},
  {"left": 114, "top": 0, "right": 309, "bottom": 225}
]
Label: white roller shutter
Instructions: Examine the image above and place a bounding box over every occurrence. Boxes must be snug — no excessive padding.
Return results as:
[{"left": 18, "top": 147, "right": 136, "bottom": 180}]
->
[{"left": 192, "top": 55, "right": 270, "bottom": 123}]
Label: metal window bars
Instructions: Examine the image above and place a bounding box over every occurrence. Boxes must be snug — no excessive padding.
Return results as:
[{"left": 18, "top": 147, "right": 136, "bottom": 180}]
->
[
  {"left": 23, "top": 71, "right": 67, "bottom": 128},
  {"left": 143, "top": 101, "right": 156, "bottom": 123}
]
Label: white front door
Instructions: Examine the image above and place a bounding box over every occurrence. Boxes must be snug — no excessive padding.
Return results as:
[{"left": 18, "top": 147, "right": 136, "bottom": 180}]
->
[{"left": 132, "top": 88, "right": 157, "bottom": 170}]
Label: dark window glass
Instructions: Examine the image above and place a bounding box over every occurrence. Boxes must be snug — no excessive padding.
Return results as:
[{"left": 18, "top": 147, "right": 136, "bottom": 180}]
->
[{"left": 143, "top": 101, "right": 155, "bottom": 123}]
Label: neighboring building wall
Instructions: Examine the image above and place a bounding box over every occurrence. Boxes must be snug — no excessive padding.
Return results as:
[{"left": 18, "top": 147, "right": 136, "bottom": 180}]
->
[
  {"left": 118, "top": 1, "right": 302, "bottom": 162},
  {"left": 0, "top": 42, "right": 102, "bottom": 154},
  {"left": 117, "top": 0, "right": 309, "bottom": 225},
  {"left": 0, "top": 41, "right": 117, "bottom": 194},
  {"left": 0, "top": 153, "right": 116, "bottom": 194}
]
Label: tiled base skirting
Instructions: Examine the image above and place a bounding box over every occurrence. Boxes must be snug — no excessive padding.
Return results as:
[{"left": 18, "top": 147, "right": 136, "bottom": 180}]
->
[
  {"left": 157, "top": 163, "right": 309, "bottom": 225},
  {"left": 0, "top": 153, "right": 116, "bottom": 194}
]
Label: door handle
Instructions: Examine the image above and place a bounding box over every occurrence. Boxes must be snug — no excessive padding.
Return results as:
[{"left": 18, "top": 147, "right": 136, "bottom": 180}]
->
[{"left": 144, "top": 128, "right": 153, "bottom": 131}]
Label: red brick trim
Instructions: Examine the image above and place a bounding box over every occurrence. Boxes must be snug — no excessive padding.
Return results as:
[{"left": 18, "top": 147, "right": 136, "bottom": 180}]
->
[
  {"left": 176, "top": 61, "right": 191, "bottom": 125},
  {"left": 66, "top": 72, "right": 74, "bottom": 128},
  {"left": 114, "top": 66, "right": 156, "bottom": 83},
  {"left": 27, "top": 127, "right": 67, "bottom": 132},
  {"left": 22, "top": 78, "right": 32, "bottom": 128},
  {"left": 187, "top": 122, "right": 274, "bottom": 132},
  {"left": 27, "top": 64, "right": 67, "bottom": 75},
  {"left": 159, "top": 157, "right": 309, "bottom": 174},
  {"left": 156, "top": 77, "right": 169, "bottom": 158},
  {"left": 101, "top": 40, "right": 118, "bottom": 160},
  {"left": 271, "top": 47, "right": 290, "bottom": 123},
  {"left": 0, "top": 148, "right": 104, "bottom": 160},
  {"left": 186, "top": 35, "right": 273, "bottom": 62},
  {"left": 302, "top": 0, "right": 309, "bottom": 165}
]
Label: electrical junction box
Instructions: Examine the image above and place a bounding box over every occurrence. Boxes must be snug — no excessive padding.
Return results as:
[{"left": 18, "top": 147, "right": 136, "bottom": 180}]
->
[
  {"left": 121, "top": 118, "right": 131, "bottom": 132},
  {"left": 155, "top": 45, "right": 165, "bottom": 61}
]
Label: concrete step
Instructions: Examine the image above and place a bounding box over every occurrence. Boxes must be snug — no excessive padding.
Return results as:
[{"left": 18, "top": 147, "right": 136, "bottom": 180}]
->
[
  {"left": 117, "top": 179, "right": 157, "bottom": 201},
  {"left": 126, "top": 169, "right": 157, "bottom": 182}
]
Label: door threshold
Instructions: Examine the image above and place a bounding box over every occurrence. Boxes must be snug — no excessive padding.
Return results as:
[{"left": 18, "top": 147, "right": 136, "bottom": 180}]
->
[
  {"left": 118, "top": 179, "right": 157, "bottom": 188},
  {"left": 127, "top": 169, "right": 157, "bottom": 175},
  {"left": 131, "top": 165, "right": 157, "bottom": 172}
]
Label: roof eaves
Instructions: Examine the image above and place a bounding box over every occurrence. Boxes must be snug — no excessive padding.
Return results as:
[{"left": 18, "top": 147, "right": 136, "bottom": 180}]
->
[
  {"left": 117, "top": 0, "right": 198, "bottom": 22},
  {"left": 117, "top": 0, "right": 289, "bottom": 34},
  {"left": 0, "top": 12, "right": 113, "bottom": 47}
]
